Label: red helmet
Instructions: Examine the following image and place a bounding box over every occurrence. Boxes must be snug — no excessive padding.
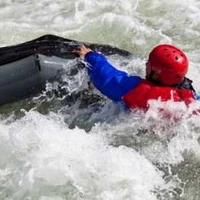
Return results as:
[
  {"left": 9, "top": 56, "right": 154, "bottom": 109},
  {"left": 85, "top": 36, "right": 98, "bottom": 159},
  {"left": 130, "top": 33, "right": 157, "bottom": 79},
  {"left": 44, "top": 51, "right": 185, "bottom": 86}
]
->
[{"left": 146, "top": 44, "right": 189, "bottom": 85}]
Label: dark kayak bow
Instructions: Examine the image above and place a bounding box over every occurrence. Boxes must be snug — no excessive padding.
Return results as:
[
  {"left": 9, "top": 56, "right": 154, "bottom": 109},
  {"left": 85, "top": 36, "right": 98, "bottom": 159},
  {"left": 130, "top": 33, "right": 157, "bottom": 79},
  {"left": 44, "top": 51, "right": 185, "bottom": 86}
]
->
[
  {"left": 0, "top": 34, "right": 132, "bottom": 106},
  {"left": 0, "top": 34, "right": 131, "bottom": 65}
]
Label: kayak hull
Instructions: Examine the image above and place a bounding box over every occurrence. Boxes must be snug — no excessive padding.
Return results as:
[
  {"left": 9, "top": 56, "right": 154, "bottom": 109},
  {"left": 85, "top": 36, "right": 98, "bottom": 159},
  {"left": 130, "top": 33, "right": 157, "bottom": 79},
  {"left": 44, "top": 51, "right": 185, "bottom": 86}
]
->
[{"left": 0, "top": 34, "right": 132, "bottom": 106}]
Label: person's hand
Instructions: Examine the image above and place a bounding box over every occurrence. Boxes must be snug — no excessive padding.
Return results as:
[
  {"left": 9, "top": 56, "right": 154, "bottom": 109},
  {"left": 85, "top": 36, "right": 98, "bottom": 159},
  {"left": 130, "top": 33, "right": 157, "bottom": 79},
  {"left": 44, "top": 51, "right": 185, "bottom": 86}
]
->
[{"left": 74, "top": 45, "right": 92, "bottom": 57}]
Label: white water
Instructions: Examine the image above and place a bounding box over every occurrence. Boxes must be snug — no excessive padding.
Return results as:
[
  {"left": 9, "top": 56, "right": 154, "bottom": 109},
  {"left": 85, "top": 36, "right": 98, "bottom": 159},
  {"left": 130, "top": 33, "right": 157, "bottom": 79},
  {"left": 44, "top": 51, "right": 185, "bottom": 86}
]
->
[{"left": 1, "top": 0, "right": 200, "bottom": 199}]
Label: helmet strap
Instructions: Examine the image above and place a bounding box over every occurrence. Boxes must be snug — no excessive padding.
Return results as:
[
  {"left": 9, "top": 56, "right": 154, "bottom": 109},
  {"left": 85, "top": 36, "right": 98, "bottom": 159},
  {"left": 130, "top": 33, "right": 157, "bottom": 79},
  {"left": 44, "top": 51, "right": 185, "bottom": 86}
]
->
[{"left": 146, "top": 70, "right": 163, "bottom": 85}]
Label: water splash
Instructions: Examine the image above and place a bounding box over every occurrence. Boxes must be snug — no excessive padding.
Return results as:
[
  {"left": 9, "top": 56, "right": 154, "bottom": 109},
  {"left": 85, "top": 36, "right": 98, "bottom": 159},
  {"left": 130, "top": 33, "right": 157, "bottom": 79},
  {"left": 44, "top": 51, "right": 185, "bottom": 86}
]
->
[{"left": 1, "top": 0, "right": 200, "bottom": 199}]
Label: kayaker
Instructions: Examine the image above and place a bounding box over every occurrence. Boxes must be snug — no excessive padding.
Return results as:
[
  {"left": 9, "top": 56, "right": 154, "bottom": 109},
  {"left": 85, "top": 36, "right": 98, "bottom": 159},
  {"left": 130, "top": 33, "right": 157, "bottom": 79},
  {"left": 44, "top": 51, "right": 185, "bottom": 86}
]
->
[{"left": 75, "top": 44, "right": 200, "bottom": 110}]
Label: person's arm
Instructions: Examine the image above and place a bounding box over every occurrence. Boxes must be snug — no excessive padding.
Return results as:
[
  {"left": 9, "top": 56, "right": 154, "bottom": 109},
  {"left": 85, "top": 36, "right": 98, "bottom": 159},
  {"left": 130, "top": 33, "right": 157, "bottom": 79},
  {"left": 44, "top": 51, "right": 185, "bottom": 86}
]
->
[{"left": 75, "top": 46, "right": 142, "bottom": 102}]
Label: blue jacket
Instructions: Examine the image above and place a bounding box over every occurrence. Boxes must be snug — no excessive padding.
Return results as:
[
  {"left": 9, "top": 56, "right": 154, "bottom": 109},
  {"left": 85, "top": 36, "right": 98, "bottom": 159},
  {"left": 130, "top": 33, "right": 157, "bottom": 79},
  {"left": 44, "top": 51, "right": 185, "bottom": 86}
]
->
[
  {"left": 85, "top": 52, "right": 142, "bottom": 102},
  {"left": 84, "top": 51, "right": 200, "bottom": 102}
]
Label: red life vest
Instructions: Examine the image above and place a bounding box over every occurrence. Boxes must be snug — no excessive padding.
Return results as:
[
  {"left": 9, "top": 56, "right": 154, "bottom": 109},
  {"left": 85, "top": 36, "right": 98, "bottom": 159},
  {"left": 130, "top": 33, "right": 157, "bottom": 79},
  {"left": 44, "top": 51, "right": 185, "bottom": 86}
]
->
[{"left": 122, "top": 79, "right": 195, "bottom": 110}]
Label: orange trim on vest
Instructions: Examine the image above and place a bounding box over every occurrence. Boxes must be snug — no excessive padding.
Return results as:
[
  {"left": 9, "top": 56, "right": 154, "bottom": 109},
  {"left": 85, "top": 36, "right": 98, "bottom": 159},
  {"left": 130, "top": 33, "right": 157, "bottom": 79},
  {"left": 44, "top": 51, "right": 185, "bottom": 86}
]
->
[{"left": 122, "top": 79, "right": 195, "bottom": 110}]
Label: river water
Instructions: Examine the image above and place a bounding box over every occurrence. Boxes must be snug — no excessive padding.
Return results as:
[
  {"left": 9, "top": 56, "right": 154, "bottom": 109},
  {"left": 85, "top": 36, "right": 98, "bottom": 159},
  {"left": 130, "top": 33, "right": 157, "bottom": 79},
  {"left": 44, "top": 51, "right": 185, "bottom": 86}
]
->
[{"left": 1, "top": 0, "right": 200, "bottom": 200}]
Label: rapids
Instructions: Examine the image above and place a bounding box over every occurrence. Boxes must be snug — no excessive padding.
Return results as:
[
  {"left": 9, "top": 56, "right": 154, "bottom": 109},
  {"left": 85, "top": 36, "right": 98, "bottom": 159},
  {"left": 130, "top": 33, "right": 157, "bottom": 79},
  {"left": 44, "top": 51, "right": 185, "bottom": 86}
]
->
[{"left": 0, "top": 0, "right": 200, "bottom": 199}]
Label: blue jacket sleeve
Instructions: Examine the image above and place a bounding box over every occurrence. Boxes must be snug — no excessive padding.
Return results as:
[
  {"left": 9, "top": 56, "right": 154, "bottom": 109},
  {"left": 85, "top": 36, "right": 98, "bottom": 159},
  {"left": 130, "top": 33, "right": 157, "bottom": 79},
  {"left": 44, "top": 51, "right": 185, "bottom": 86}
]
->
[{"left": 84, "top": 52, "right": 142, "bottom": 102}]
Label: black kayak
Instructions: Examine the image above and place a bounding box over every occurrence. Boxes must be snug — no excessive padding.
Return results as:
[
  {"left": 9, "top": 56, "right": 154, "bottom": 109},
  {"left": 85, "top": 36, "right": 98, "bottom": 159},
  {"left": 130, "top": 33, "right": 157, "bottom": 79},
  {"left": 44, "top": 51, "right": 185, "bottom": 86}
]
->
[{"left": 0, "top": 34, "right": 132, "bottom": 106}]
